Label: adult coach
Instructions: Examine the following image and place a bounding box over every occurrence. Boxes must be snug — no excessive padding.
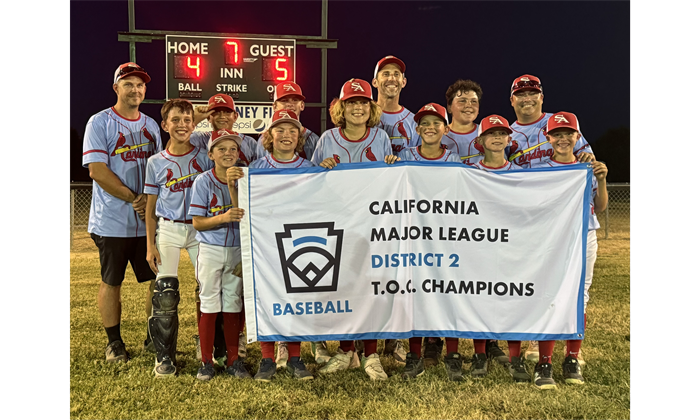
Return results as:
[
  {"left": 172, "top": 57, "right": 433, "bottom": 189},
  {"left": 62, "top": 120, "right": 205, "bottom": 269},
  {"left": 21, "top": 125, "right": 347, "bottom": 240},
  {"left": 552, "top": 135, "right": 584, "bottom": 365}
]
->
[
  {"left": 372, "top": 55, "right": 419, "bottom": 156},
  {"left": 82, "top": 62, "right": 162, "bottom": 362},
  {"left": 508, "top": 74, "right": 594, "bottom": 166}
]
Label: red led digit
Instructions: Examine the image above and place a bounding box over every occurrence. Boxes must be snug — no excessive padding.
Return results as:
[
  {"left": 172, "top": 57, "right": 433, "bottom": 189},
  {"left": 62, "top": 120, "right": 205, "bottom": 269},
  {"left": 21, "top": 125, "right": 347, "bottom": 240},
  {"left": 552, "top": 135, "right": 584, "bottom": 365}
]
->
[
  {"left": 225, "top": 41, "right": 240, "bottom": 65},
  {"left": 275, "top": 58, "right": 288, "bottom": 81},
  {"left": 187, "top": 56, "right": 201, "bottom": 77}
]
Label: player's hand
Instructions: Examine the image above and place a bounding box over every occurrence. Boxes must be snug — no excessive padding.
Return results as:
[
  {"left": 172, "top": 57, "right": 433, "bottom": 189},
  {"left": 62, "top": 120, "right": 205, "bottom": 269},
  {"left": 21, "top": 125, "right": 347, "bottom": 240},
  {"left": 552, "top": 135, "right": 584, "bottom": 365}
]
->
[
  {"left": 319, "top": 157, "right": 338, "bottom": 169},
  {"left": 132, "top": 193, "right": 147, "bottom": 212},
  {"left": 591, "top": 161, "right": 608, "bottom": 181},
  {"left": 384, "top": 155, "right": 400, "bottom": 165},
  {"left": 194, "top": 106, "right": 214, "bottom": 126},
  {"left": 222, "top": 208, "right": 245, "bottom": 223},
  {"left": 226, "top": 167, "right": 244, "bottom": 185},
  {"left": 576, "top": 152, "right": 596, "bottom": 163},
  {"left": 233, "top": 262, "right": 243, "bottom": 278},
  {"left": 146, "top": 247, "right": 161, "bottom": 275}
]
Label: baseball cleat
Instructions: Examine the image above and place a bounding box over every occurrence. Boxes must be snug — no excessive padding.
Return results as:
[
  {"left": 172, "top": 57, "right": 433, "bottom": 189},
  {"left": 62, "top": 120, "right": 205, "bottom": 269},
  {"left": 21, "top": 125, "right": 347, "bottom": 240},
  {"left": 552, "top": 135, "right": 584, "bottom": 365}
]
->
[
  {"left": 254, "top": 358, "right": 277, "bottom": 382},
  {"left": 508, "top": 356, "right": 531, "bottom": 383},
  {"left": 287, "top": 357, "right": 314, "bottom": 380},
  {"left": 524, "top": 341, "right": 540, "bottom": 362},
  {"left": 105, "top": 340, "right": 129, "bottom": 363},
  {"left": 444, "top": 352, "right": 464, "bottom": 382},
  {"left": 486, "top": 340, "right": 510, "bottom": 365},
  {"left": 423, "top": 338, "right": 443, "bottom": 367},
  {"left": 470, "top": 353, "right": 488, "bottom": 378},
  {"left": 154, "top": 359, "right": 177, "bottom": 378},
  {"left": 311, "top": 341, "right": 331, "bottom": 364},
  {"left": 533, "top": 362, "right": 557, "bottom": 390},
  {"left": 196, "top": 362, "right": 216, "bottom": 381},
  {"left": 401, "top": 352, "right": 425, "bottom": 379},
  {"left": 319, "top": 349, "right": 359, "bottom": 374},
  {"left": 226, "top": 359, "right": 252, "bottom": 379},
  {"left": 361, "top": 353, "right": 388, "bottom": 380},
  {"left": 562, "top": 356, "right": 585, "bottom": 384}
]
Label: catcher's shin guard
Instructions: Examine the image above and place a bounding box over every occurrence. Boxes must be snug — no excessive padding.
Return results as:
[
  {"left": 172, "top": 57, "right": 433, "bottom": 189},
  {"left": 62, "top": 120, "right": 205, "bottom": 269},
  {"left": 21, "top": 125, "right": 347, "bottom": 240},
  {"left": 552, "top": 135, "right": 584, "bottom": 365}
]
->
[{"left": 148, "top": 277, "right": 180, "bottom": 365}]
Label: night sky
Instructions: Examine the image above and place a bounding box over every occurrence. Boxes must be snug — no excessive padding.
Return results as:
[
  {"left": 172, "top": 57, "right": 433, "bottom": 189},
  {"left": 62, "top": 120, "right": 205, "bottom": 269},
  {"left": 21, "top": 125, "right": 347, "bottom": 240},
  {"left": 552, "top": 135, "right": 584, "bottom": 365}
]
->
[{"left": 70, "top": 0, "right": 630, "bottom": 181}]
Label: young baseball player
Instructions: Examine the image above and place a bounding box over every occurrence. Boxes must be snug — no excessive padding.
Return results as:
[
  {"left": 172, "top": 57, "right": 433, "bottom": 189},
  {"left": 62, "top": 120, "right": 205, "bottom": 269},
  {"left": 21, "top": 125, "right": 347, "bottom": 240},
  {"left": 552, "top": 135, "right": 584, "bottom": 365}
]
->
[
  {"left": 468, "top": 115, "right": 531, "bottom": 383},
  {"left": 251, "top": 82, "right": 331, "bottom": 367},
  {"left": 249, "top": 110, "right": 315, "bottom": 381},
  {"left": 83, "top": 62, "right": 161, "bottom": 362},
  {"left": 312, "top": 78, "right": 397, "bottom": 380},
  {"left": 507, "top": 75, "right": 596, "bottom": 363},
  {"left": 188, "top": 129, "right": 249, "bottom": 381},
  {"left": 529, "top": 111, "right": 608, "bottom": 389},
  {"left": 143, "top": 99, "right": 213, "bottom": 377},
  {"left": 373, "top": 55, "right": 419, "bottom": 161},
  {"left": 255, "top": 82, "right": 321, "bottom": 161},
  {"left": 190, "top": 94, "right": 256, "bottom": 362},
  {"left": 443, "top": 79, "right": 485, "bottom": 165},
  {"left": 394, "top": 103, "right": 464, "bottom": 381}
]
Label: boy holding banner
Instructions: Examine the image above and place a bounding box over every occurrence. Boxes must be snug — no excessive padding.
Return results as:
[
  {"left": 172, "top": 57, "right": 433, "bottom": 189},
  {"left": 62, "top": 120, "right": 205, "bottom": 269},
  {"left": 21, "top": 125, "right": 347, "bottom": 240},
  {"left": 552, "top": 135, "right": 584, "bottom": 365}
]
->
[
  {"left": 396, "top": 103, "right": 463, "bottom": 381},
  {"left": 530, "top": 112, "right": 608, "bottom": 389},
  {"left": 248, "top": 109, "right": 315, "bottom": 381},
  {"left": 188, "top": 129, "right": 249, "bottom": 381},
  {"left": 311, "top": 78, "right": 398, "bottom": 380},
  {"left": 471, "top": 114, "right": 531, "bottom": 383}
]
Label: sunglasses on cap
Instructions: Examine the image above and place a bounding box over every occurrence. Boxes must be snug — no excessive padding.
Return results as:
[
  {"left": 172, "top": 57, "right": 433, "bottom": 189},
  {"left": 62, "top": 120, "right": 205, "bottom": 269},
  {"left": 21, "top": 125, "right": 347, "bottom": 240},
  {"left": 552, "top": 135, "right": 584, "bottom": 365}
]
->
[
  {"left": 512, "top": 80, "right": 542, "bottom": 92},
  {"left": 117, "top": 65, "right": 147, "bottom": 78}
]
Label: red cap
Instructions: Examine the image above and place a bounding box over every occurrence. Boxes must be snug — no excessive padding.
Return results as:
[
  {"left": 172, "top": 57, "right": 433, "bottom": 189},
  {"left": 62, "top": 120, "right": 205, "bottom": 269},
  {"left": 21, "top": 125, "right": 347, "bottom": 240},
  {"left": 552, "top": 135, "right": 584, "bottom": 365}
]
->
[
  {"left": 545, "top": 112, "right": 580, "bottom": 134},
  {"left": 478, "top": 115, "right": 513, "bottom": 136},
  {"left": 274, "top": 82, "right": 306, "bottom": 102},
  {"left": 207, "top": 94, "right": 235, "bottom": 112},
  {"left": 339, "top": 78, "right": 373, "bottom": 101},
  {"left": 114, "top": 62, "right": 151, "bottom": 84},
  {"left": 207, "top": 128, "right": 242, "bottom": 151},
  {"left": 510, "top": 74, "right": 542, "bottom": 95},
  {"left": 270, "top": 109, "right": 303, "bottom": 131},
  {"left": 374, "top": 55, "right": 406, "bottom": 78},
  {"left": 414, "top": 103, "right": 449, "bottom": 125}
]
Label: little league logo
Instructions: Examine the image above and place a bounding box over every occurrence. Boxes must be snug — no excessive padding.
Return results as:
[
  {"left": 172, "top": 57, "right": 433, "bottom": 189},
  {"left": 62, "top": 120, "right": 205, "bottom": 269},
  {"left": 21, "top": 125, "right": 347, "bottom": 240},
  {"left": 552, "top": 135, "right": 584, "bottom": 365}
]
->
[{"left": 276, "top": 222, "right": 344, "bottom": 293}]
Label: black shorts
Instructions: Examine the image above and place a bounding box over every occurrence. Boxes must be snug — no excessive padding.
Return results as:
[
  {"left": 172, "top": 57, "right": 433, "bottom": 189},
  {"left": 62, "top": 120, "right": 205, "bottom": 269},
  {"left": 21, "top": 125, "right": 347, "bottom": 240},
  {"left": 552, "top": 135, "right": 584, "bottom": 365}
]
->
[{"left": 91, "top": 233, "right": 155, "bottom": 286}]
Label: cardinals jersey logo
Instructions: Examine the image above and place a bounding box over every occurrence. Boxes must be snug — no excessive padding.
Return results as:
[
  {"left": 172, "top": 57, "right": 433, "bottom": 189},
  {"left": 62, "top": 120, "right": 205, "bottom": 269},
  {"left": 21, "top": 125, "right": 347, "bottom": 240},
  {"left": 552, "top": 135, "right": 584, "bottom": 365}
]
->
[
  {"left": 391, "top": 144, "right": 404, "bottom": 154},
  {"left": 283, "top": 84, "right": 296, "bottom": 92},
  {"left": 351, "top": 82, "right": 364, "bottom": 92},
  {"left": 209, "top": 193, "right": 233, "bottom": 214},
  {"left": 142, "top": 127, "right": 155, "bottom": 143},
  {"left": 397, "top": 122, "right": 409, "bottom": 140},
  {"left": 489, "top": 117, "right": 505, "bottom": 125},
  {"left": 166, "top": 168, "right": 174, "bottom": 181},
  {"left": 365, "top": 148, "right": 377, "bottom": 161},
  {"left": 424, "top": 104, "right": 437, "bottom": 112},
  {"left": 210, "top": 194, "right": 218, "bottom": 210},
  {"left": 112, "top": 132, "right": 127, "bottom": 156},
  {"left": 474, "top": 142, "right": 485, "bottom": 153},
  {"left": 554, "top": 115, "right": 569, "bottom": 123},
  {"left": 332, "top": 154, "right": 341, "bottom": 164},
  {"left": 214, "top": 96, "right": 227, "bottom": 104},
  {"left": 192, "top": 160, "right": 203, "bottom": 173}
]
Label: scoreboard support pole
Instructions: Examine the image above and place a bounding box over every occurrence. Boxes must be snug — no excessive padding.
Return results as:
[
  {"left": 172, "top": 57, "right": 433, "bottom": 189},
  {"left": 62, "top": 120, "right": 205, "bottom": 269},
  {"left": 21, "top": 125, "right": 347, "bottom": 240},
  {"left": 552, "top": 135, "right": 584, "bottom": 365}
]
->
[{"left": 121, "top": 0, "right": 336, "bottom": 133}]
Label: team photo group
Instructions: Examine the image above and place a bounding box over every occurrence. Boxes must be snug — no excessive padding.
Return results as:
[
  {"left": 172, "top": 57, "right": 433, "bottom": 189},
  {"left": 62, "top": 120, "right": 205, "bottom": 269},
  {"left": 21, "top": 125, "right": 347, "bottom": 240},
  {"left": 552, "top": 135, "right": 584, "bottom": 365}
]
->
[{"left": 82, "top": 55, "right": 608, "bottom": 391}]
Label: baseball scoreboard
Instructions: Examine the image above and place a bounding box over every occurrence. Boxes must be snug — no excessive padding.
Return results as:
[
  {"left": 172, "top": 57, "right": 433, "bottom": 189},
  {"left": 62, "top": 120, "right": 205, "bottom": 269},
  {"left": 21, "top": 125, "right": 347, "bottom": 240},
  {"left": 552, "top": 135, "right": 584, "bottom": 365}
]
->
[{"left": 166, "top": 35, "right": 296, "bottom": 103}]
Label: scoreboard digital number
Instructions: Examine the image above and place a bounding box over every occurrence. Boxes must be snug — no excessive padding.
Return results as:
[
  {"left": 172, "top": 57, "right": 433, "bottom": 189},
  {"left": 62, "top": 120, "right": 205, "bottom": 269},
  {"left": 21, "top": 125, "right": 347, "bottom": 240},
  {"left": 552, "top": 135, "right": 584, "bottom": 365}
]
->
[{"left": 165, "top": 35, "right": 296, "bottom": 103}]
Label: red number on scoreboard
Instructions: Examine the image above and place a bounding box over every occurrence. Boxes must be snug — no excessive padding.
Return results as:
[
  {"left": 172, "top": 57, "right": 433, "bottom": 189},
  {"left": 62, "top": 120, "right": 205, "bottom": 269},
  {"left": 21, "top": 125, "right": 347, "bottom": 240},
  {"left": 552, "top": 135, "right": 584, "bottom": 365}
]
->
[
  {"left": 173, "top": 55, "right": 201, "bottom": 79},
  {"left": 275, "top": 58, "right": 288, "bottom": 81},
  {"left": 187, "top": 56, "right": 200, "bottom": 77},
  {"left": 225, "top": 41, "right": 240, "bottom": 65}
]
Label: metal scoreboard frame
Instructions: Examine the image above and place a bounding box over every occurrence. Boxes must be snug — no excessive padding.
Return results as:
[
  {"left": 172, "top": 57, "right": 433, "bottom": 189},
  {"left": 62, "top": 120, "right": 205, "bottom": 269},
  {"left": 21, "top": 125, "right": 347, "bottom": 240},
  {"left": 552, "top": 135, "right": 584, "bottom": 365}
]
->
[{"left": 165, "top": 35, "right": 296, "bottom": 104}]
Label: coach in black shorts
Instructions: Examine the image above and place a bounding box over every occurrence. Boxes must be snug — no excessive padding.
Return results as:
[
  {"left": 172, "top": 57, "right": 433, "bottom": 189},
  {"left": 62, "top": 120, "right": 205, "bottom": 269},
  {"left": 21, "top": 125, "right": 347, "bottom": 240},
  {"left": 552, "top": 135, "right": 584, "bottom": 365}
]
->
[{"left": 82, "top": 62, "right": 162, "bottom": 362}]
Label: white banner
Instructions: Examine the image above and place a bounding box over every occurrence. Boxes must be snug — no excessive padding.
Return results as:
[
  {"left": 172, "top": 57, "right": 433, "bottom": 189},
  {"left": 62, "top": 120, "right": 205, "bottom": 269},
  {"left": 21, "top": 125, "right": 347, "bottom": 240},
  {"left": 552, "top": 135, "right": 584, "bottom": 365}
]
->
[{"left": 240, "top": 161, "right": 592, "bottom": 343}]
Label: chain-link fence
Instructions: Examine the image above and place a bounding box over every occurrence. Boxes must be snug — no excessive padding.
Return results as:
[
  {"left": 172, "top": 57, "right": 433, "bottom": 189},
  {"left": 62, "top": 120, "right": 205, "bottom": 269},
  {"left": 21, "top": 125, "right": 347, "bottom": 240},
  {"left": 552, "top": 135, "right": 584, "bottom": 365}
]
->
[
  {"left": 70, "top": 181, "right": 631, "bottom": 250},
  {"left": 598, "top": 183, "right": 630, "bottom": 240}
]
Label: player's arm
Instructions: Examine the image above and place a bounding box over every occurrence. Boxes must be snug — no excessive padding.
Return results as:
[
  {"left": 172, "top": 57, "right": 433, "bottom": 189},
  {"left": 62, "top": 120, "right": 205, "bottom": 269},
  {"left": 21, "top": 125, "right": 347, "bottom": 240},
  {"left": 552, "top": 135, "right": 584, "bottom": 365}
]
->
[
  {"left": 88, "top": 162, "right": 140, "bottom": 203},
  {"left": 193, "top": 105, "right": 214, "bottom": 126},
  {"left": 145, "top": 194, "right": 160, "bottom": 274},
  {"left": 226, "top": 166, "right": 244, "bottom": 208},
  {"left": 592, "top": 161, "right": 608, "bottom": 213},
  {"left": 192, "top": 210, "right": 244, "bottom": 231}
]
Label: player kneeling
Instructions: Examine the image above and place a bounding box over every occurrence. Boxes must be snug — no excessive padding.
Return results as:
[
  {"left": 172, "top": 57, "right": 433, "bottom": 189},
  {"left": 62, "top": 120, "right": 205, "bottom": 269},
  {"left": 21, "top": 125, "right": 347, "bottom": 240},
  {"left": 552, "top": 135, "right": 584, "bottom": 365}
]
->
[
  {"left": 249, "top": 109, "right": 314, "bottom": 381},
  {"left": 529, "top": 112, "right": 607, "bottom": 389},
  {"left": 395, "top": 103, "right": 463, "bottom": 381},
  {"left": 189, "top": 129, "right": 250, "bottom": 381}
]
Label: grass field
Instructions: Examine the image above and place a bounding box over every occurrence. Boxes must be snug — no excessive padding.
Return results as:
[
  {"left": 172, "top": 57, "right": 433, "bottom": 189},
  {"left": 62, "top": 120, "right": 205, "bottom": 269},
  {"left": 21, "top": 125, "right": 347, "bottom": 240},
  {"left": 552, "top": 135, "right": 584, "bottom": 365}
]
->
[{"left": 69, "top": 216, "right": 630, "bottom": 420}]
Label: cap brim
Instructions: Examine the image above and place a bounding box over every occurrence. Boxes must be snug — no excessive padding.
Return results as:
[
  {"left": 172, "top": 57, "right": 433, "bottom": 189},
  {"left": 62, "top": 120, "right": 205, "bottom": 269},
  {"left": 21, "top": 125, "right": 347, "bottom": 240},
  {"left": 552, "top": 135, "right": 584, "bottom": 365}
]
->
[
  {"left": 481, "top": 126, "right": 513, "bottom": 135},
  {"left": 414, "top": 110, "right": 448, "bottom": 125},
  {"left": 116, "top": 71, "right": 151, "bottom": 84},
  {"left": 275, "top": 92, "right": 306, "bottom": 102},
  {"left": 207, "top": 104, "right": 235, "bottom": 112},
  {"left": 270, "top": 119, "right": 303, "bottom": 131},
  {"left": 209, "top": 134, "right": 243, "bottom": 150},
  {"left": 341, "top": 93, "right": 372, "bottom": 102},
  {"left": 375, "top": 58, "right": 406, "bottom": 77}
]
